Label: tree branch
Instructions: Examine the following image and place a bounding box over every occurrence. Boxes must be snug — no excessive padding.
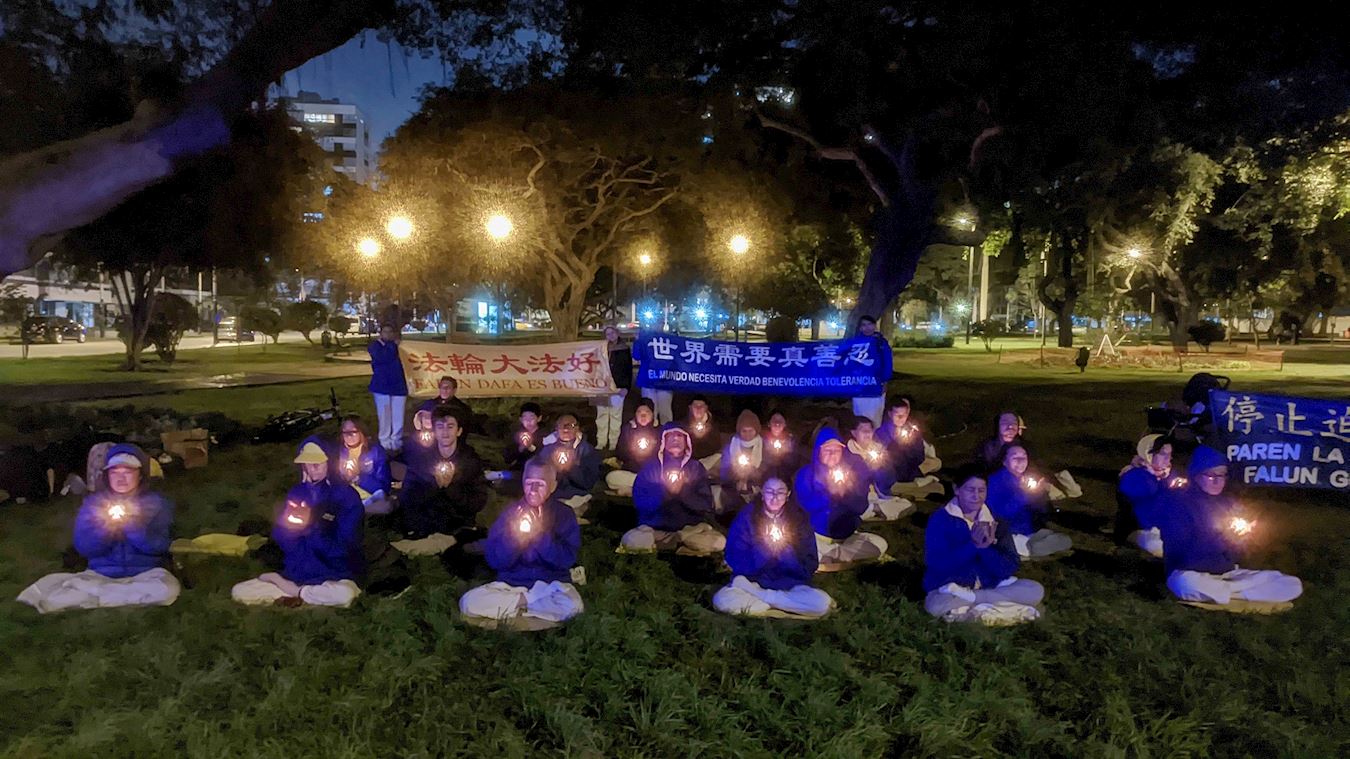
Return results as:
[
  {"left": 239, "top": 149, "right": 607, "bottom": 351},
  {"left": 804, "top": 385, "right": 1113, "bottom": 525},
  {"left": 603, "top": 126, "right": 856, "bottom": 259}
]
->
[{"left": 758, "top": 113, "right": 891, "bottom": 207}]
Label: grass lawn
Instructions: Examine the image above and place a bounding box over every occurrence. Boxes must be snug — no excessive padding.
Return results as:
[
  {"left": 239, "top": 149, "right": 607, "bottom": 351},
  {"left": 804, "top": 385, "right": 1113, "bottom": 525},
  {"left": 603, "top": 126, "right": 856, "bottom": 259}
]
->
[
  {"left": 1, "top": 355, "right": 1347, "bottom": 757},
  {"left": 0, "top": 343, "right": 337, "bottom": 387}
]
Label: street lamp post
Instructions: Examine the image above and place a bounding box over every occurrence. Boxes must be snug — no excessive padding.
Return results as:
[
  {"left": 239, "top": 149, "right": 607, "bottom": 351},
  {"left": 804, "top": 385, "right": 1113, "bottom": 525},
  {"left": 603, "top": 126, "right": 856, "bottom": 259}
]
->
[{"left": 729, "top": 234, "right": 750, "bottom": 340}]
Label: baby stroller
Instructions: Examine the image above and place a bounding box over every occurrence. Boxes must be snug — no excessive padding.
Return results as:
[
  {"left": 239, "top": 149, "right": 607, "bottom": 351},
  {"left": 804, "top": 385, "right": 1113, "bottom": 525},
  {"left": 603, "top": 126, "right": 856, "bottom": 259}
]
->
[{"left": 1144, "top": 372, "right": 1230, "bottom": 445}]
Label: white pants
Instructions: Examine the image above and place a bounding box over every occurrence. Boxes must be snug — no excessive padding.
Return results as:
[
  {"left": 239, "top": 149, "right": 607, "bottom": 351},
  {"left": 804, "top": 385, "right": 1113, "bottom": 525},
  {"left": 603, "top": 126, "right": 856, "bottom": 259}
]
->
[
  {"left": 621, "top": 523, "right": 725, "bottom": 554},
  {"left": 391, "top": 533, "right": 458, "bottom": 556},
  {"left": 372, "top": 393, "right": 407, "bottom": 451},
  {"left": 815, "top": 532, "right": 888, "bottom": 564},
  {"left": 852, "top": 395, "right": 885, "bottom": 427},
  {"left": 1167, "top": 568, "right": 1303, "bottom": 606},
  {"left": 699, "top": 452, "right": 722, "bottom": 474},
  {"left": 1012, "top": 528, "right": 1074, "bottom": 558},
  {"left": 561, "top": 494, "right": 593, "bottom": 517},
  {"left": 605, "top": 470, "right": 637, "bottom": 496},
  {"left": 713, "top": 575, "right": 833, "bottom": 618},
  {"left": 641, "top": 388, "right": 674, "bottom": 424},
  {"left": 1052, "top": 470, "right": 1082, "bottom": 499},
  {"left": 459, "top": 580, "right": 583, "bottom": 622},
  {"left": 232, "top": 572, "right": 361, "bottom": 607},
  {"left": 864, "top": 492, "right": 914, "bottom": 521},
  {"left": 595, "top": 395, "right": 625, "bottom": 449},
  {"left": 1130, "top": 527, "right": 1164, "bottom": 558},
  {"left": 924, "top": 577, "right": 1044, "bottom": 624},
  {"left": 17, "top": 568, "right": 180, "bottom": 614}
]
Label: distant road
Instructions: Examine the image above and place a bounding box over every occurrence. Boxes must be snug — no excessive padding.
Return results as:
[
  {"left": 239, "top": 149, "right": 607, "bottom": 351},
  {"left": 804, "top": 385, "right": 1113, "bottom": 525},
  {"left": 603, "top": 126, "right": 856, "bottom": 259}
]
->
[{"left": 0, "top": 333, "right": 307, "bottom": 359}]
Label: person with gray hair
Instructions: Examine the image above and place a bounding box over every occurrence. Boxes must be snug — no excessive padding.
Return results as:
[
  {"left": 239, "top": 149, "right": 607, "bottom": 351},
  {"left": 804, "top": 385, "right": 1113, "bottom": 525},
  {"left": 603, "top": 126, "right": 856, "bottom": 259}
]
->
[{"left": 459, "top": 459, "right": 584, "bottom": 624}]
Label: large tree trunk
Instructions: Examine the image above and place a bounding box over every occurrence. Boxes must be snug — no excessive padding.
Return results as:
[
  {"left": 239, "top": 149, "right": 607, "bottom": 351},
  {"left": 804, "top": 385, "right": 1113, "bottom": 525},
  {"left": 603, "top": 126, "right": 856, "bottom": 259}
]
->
[
  {"left": 0, "top": 0, "right": 392, "bottom": 276},
  {"left": 852, "top": 202, "right": 938, "bottom": 328}
]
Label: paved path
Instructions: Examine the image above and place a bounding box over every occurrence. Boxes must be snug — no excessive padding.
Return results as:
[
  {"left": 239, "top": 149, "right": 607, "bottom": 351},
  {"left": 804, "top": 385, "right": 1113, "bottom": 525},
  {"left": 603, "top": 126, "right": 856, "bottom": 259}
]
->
[
  {"left": 0, "top": 333, "right": 310, "bottom": 359},
  {"left": 4, "top": 363, "right": 369, "bottom": 404}
]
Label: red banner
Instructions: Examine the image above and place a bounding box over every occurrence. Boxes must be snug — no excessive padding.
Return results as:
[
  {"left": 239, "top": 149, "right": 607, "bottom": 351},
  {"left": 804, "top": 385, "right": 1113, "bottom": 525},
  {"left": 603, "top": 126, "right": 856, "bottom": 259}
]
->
[{"left": 400, "top": 340, "right": 617, "bottom": 397}]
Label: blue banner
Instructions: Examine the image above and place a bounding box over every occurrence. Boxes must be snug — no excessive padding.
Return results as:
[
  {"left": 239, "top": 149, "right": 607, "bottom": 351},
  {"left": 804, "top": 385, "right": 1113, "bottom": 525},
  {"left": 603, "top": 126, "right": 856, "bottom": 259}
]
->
[
  {"left": 1209, "top": 389, "right": 1350, "bottom": 490},
  {"left": 636, "top": 332, "right": 892, "bottom": 398}
]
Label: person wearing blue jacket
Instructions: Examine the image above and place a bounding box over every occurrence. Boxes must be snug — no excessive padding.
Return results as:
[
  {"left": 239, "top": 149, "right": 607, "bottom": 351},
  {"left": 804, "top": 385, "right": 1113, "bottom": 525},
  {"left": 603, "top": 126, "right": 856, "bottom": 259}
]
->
[
  {"left": 398, "top": 406, "right": 489, "bottom": 550},
  {"left": 533, "top": 414, "right": 601, "bottom": 517},
  {"left": 1115, "top": 434, "right": 1184, "bottom": 556},
  {"left": 976, "top": 412, "right": 1083, "bottom": 499},
  {"left": 850, "top": 315, "right": 890, "bottom": 426},
  {"left": 794, "top": 427, "right": 888, "bottom": 565},
  {"left": 231, "top": 437, "right": 365, "bottom": 607},
  {"left": 459, "top": 461, "right": 584, "bottom": 623},
  {"left": 621, "top": 424, "right": 725, "bottom": 554},
  {"left": 605, "top": 400, "right": 660, "bottom": 497},
  {"left": 17, "top": 444, "right": 180, "bottom": 613},
  {"left": 875, "top": 396, "right": 936, "bottom": 485},
  {"left": 845, "top": 416, "right": 914, "bottom": 521},
  {"left": 923, "top": 466, "right": 1044, "bottom": 625},
  {"left": 713, "top": 477, "right": 834, "bottom": 618},
  {"left": 367, "top": 323, "right": 409, "bottom": 453},
  {"left": 986, "top": 443, "right": 1074, "bottom": 559},
  {"left": 336, "top": 415, "right": 393, "bottom": 514},
  {"left": 1157, "top": 446, "right": 1302, "bottom": 606}
]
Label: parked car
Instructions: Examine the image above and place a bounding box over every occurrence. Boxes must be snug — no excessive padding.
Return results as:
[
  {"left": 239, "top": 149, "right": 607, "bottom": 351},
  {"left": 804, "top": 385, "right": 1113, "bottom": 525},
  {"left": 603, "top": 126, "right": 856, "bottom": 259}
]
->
[
  {"left": 215, "top": 316, "right": 255, "bottom": 343},
  {"left": 21, "top": 316, "right": 86, "bottom": 344}
]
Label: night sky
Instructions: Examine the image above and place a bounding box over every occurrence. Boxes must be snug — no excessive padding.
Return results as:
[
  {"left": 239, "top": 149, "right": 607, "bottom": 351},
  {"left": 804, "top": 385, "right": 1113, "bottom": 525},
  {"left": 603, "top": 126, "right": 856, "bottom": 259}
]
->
[{"left": 278, "top": 31, "right": 446, "bottom": 155}]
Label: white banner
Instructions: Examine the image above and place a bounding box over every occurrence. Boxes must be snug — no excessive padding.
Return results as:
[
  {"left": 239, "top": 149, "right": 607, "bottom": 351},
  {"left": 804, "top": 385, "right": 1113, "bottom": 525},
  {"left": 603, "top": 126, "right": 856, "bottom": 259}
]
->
[{"left": 400, "top": 340, "right": 616, "bottom": 397}]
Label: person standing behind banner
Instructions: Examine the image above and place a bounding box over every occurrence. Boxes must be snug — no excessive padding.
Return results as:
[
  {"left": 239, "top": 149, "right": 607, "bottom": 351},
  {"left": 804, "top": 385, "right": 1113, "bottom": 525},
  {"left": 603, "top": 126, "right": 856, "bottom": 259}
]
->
[
  {"left": 636, "top": 333, "right": 674, "bottom": 424},
  {"left": 850, "top": 315, "right": 890, "bottom": 427},
  {"left": 594, "top": 326, "right": 631, "bottom": 451},
  {"left": 368, "top": 323, "right": 408, "bottom": 453}
]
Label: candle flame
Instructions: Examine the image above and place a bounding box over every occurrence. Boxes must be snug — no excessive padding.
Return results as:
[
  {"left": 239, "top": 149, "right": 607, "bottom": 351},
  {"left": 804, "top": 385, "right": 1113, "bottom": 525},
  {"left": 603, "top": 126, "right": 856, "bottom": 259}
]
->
[
  {"left": 557, "top": 451, "right": 569, "bottom": 465},
  {"left": 768, "top": 524, "right": 784, "bottom": 543},
  {"left": 1172, "top": 477, "right": 1188, "bottom": 488},
  {"left": 1024, "top": 476, "right": 1040, "bottom": 490},
  {"left": 286, "top": 513, "right": 304, "bottom": 525},
  {"left": 693, "top": 422, "right": 706, "bottom": 434},
  {"left": 420, "top": 431, "right": 434, "bottom": 444},
  {"left": 831, "top": 468, "right": 846, "bottom": 484},
  {"left": 518, "top": 518, "right": 533, "bottom": 534},
  {"left": 106, "top": 503, "right": 126, "bottom": 521},
  {"left": 868, "top": 448, "right": 881, "bottom": 462},
  {"left": 666, "top": 470, "right": 681, "bottom": 484},
  {"left": 519, "top": 433, "right": 531, "bottom": 446},
  {"left": 772, "top": 439, "right": 783, "bottom": 450},
  {"left": 900, "top": 428, "right": 911, "bottom": 439},
  {"left": 638, "top": 437, "right": 650, "bottom": 450},
  {"left": 1229, "top": 516, "right": 1254, "bottom": 536},
  {"left": 737, "top": 454, "right": 750, "bottom": 467}
]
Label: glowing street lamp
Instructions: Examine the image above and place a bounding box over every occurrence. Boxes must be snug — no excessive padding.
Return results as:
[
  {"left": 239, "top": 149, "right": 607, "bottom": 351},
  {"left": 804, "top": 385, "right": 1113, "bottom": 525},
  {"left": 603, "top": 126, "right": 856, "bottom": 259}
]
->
[
  {"left": 639, "top": 252, "right": 653, "bottom": 267},
  {"left": 1127, "top": 247, "right": 1143, "bottom": 260},
  {"left": 728, "top": 234, "right": 750, "bottom": 255},
  {"left": 486, "top": 214, "right": 514, "bottom": 241},
  {"left": 386, "top": 215, "right": 414, "bottom": 240},
  {"left": 357, "top": 237, "right": 382, "bottom": 258}
]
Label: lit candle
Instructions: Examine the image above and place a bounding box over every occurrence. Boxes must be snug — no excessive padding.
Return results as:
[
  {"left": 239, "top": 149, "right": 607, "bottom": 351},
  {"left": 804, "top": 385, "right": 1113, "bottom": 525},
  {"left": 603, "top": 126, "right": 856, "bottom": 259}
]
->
[
  {"left": 1171, "top": 477, "right": 1188, "bottom": 488},
  {"left": 518, "top": 516, "right": 533, "bottom": 534},
  {"left": 556, "top": 450, "right": 570, "bottom": 466},
  {"left": 768, "top": 523, "right": 785, "bottom": 544},
  {"left": 693, "top": 421, "right": 706, "bottom": 435},
  {"left": 344, "top": 459, "right": 357, "bottom": 479},
  {"left": 737, "top": 454, "right": 750, "bottom": 468},
  {"left": 436, "top": 461, "right": 454, "bottom": 479},
  {"left": 637, "top": 437, "right": 650, "bottom": 451},
  {"left": 420, "top": 431, "right": 434, "bottom": 445},
  {"left": 899, "top": 427, "right": 911, "bottom": 440},
  {"left": 772, "top": 439, "right": 783, "bottom": 451},
  {"left": 666, "top": 470, "right": 681, "bottom": 486},
  {"left": 1229, "top": 516, "right": 1255, "bottom": 537},
  {"left": 286, "top": 513, "right": 304, "bottom": 525},
  {"left": 284, "top": 501, "right": 307, "bottom": 526},
  {"left": 519, "top": 432, "right": 531, "bottom": 447},
  {"left": 1024, "top": 476, "right": 1040, "bottom": 490},
  {"left": 830, "top": 468, "right": 846, "bottom": 485},
  {"left": 867, "top": 447, "right": 882, "bottom": 463},
  {"left": 106, "top": 503, "right": 127, "bottom": 521}
]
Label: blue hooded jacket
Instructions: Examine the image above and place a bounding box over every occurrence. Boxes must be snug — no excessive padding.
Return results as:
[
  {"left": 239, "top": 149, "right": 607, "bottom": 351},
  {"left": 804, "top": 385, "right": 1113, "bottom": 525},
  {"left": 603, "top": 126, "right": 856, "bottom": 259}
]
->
[
  {"left": 847, "top": 439, "right": 898, "bottom": 497},
  {"left": 485, "top": 496, "right": 581, "bottom": 586},
  {"left": 633, "top": 423, "right": 715, "bottom": 531},
  {"left": 986, "top": 466, "right": 1051, "bottom": 536},
  {"left": 922, "top": 501, "right": 1021, "bottom": 592},
  {"left": 73, "top": 443, "right": 174, "bottom": 578},
  {"left": 793, "top": 428, "right": 871, "bottom": 539},
  {"left": 367, "top": 338, "right": 408, "bottom": 396},
  {"left": 337, "top": 440, "right": 392, "bottom": 497},
  {"left": 534, "top": 437, "right": 601, "bottom": 500},
  {"left": 1157, "top": 447, "right": 1245, "bottom": 576},
  {"left": 725, "top": 496, "right": 818, "bottom": 590},
  {"left": 274, "top": 436, "right": 366, "bottom": 585}
]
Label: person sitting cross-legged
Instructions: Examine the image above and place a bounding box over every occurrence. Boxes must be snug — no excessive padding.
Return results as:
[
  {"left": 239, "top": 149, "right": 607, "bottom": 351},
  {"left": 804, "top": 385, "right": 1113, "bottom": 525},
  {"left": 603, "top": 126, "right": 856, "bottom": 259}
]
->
[
  {"left": 1115, "top": 434, "right": 1184, "bottom": 557},
  {"left": 682, "top": 396, "right": 724, "bottom": 473},
  {"left": 231, "top": 437, "right": 365, "bottom": 608},
  {"left": 975, "top": 412, "right": 1081, "bottom": 499},
  {"left": 459, "top": 460, "right": 584, "bottom": 625},
  {"left": 534, "top": 414, "right": 601, "bottom": 517},
  {"left": 876, "top": 396, "right": 939, "bottom": 486},
  {"left": 17, "top": 444, "right": 180, "bottom": 613},
  {"left": 621, "top": 424, "right": 725, "bottom": 554},
  {"left": 760, "top": 409, "right": 801, "bottom": 483},
  {"left": 486, "top": 402, "right": 544, "bottom": 488},
  {"left": 715, "top": 410, "right": 767, "bottom": 515},
  {"left": 605, "top": 399, "right": 660, "bottom": 497},
  {"left": 397, "top": 406, "right": 489, "bottom": 554},
  {"left": 794, "top": 427, "right": 888, "bottom": 567},
  {"left": 923, "top": 466, "right": 1044, "bottom": 626},
  {"left": 986, "top": 443, "right": 1074, "bottom": 559},
  {"left": 713, "top": 477, "right": 834, "bottom": 619},
  {"left": 845, "top": 416, "right": 914, "bottom": 521},
  {"left": 335, "top": 415, "right": 393, "bottom": 514},
  {"left": 1158, "top": 446, "right": 1302, "bottom": 609}
]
